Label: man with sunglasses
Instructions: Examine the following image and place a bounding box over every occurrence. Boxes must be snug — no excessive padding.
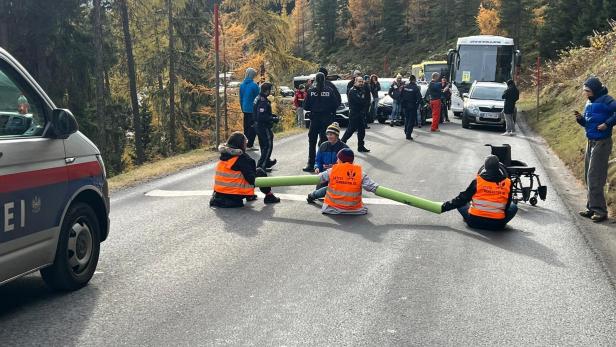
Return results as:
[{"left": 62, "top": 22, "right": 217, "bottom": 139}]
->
[{"left": 575, "top": 77, "right": 616, "bottom": 223}]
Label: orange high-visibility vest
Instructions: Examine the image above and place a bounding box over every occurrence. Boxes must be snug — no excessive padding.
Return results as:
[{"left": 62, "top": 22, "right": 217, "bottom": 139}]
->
[
  {"left": 213, "top": 156, "right": 255, "bottom": 196},
  {"left": 324, "top": 163, "right": 363, "bottom": 210},
  {"left": 469, "top": 175, "right": 511, "bottom": 219}
]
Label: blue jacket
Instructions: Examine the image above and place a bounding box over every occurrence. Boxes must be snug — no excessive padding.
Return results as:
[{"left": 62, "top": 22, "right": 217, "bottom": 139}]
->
[
  {"left": 315, "top": 140, "right": 349, "bottom": 171},
  {"left": 577, "top": 93, "right": 616, "bottom": 140},
  {"left": 239, "top": 78, "right": 260, "bottom": 113}
]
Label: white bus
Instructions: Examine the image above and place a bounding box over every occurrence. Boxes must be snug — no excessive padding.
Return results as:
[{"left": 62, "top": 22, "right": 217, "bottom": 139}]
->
[{"left": 447, "top": 35, "right": 521, "bottom": 94}]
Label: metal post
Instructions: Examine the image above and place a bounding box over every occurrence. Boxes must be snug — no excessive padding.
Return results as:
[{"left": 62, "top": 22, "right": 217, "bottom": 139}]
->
[{"left": 214, "top": 3, "right": 220, "bottom": 147}]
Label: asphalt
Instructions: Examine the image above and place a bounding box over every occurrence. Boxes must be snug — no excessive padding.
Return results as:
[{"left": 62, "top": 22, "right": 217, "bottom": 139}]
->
[{"left": 1, "top": 117, "right": 616, "bottom": 346}]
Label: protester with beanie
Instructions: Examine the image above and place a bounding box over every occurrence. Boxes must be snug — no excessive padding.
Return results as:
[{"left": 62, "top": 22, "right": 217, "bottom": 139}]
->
[
  {"left": 575, "top": 77, "right": 616, "bottom": 222},
  {"left": 315, "top": 122, "right": 349, "bottom": 173},
  {"left": 307, "top": 148, "right": 380, "bottom": 215},
  {"left": 239, "top": 68, "right": 260, "bottom": 149},
  {"left": 210, "top": 132, "right": 280, "bottom": 208},
  {"left": 303, "top": 72, "right": 340, "bottom": 172},
  {"left": 441, "top": 155, "right": 517, "bottom": 230},
  {"left": 254, "top": 82, "right": 278, "bottom": 171}
]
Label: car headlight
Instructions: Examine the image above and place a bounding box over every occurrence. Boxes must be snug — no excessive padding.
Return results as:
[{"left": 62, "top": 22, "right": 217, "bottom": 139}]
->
[{"left": 467, "top": 105, "right": 479, "bottom": 114}]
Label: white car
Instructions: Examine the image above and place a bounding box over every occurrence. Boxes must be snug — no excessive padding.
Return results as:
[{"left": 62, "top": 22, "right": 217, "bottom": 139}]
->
[
  {"left": 462, "top": 81, "right": 508, "bottom": 131},
  {"left": 0, "top": 47, "right": 109, "bottom": 290}
]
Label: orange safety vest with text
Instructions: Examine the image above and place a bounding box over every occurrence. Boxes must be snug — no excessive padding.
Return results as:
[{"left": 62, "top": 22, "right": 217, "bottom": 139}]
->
[
  {"left": 324, "top": 163, "right": 363, "bottom": 210},
  {"left": 469, "top": 175, "right": 511, "bottom": 219},
  {"left": 213, "top": 156, "right": 255, "bottom": 196}
]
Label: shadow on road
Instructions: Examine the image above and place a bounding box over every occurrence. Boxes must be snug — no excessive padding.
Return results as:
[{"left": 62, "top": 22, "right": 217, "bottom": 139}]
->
[{"left": 211, "top": 203, "right": 276, "bottom": 238}]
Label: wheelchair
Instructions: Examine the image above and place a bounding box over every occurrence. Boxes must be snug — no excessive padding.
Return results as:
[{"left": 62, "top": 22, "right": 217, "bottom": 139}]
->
[{"left": 485, "top": 144, "right": 548, "bottom": 206}]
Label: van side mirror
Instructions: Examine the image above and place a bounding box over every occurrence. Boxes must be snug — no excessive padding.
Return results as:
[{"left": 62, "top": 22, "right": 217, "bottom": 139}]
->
[{"left": 50, "top": 108, "right": 78, "bottom": 139}]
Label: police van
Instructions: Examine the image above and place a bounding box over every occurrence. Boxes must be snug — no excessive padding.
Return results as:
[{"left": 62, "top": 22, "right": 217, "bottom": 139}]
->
[{"left": 0, "top": 47, "right": 109, "bottom": 290}]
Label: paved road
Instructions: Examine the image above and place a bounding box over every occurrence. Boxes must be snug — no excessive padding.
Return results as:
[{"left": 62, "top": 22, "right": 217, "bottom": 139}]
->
[{"left": 1, "top": 118, "right": 616, "bottom": 346}]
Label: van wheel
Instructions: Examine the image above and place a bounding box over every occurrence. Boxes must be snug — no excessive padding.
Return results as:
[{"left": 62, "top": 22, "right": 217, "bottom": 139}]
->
[{"left": 41, "top": 203, "right": 101, "bottom": 291}]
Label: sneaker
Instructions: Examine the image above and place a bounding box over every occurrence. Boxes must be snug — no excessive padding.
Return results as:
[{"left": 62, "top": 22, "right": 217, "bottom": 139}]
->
[
  {"left": 307, "top": 193, "right": 316, "bottom": 204},
  {"left": 510, "top": 132, "right": 517, "bottom": 136},
  {"left": 502, "top": 132, "right": 510, "bottom": 136},
  {"left": 406, "top": 136, "right": 414, "bottom": 141},
  {"left": 266, "top": 159, "right": 277, "bottom": 168},
  {"left": 246, "top": 195, "right": 258, "bottom": 202},
  {"left": 302, "top": 165, "right": 314, "bottom": 173},
  {"left": 264, "top": 194, "right": 281, "bottom": 204},
  {"left": 358, "top": 146, "right": 371, "bottom": 153},
  {"left": 591, "top": 214, "right": 607, "bottom": 223},
  {"left": 431, "top": 129, "right": 440, "bottom": 132},
  {"left": 579, "top": 210, "right": 594, "bottom": 218}
]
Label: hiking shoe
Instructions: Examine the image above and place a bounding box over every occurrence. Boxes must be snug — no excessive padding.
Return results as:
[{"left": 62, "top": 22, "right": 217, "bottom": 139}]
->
[
  {"left": 307, "top": 193, "right": 316, "bottom": 204},
  {"left": 358, "top": 146, "right": 371, "bottom": 153},
  {"left": 302, "top": 166, "right": 314, "bottom": 173},
  {"left": 406, "top": 136, "right": 414, "bottom": 141},
  {"left": 264, "top": 194, "right": 281, "bottom": 204},
  {"left": 591, "top": 214, "right": 607, "bottom": 223},
  {"left": 246, "top": 195, "right": 258, "bottom": 202},
  {"left": 579, "top": 210, "right": 594, "bottom": 218},
  {"left": 266, "top": 159, "right": 277, "bottom": 168}
]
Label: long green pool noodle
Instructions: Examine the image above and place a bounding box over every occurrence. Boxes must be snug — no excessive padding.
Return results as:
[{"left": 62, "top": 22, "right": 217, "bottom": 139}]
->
[
  {"left": 255, "top": 175, "right": 321, "bottom": 187},
  {"left": 375, "top": 186, "right": 443, "bottom": 214}
]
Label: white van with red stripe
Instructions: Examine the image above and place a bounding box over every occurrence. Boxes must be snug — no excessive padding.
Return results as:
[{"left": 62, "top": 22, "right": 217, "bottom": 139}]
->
[{"left": 0, "top": 48, "right": 109, "bottom": 290}]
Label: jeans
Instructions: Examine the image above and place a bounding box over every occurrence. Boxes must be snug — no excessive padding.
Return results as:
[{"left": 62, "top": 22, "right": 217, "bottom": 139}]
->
[
  {"left": 457, "top": 203, "right": 518, "bottom": 230},
  {"left": 504, "top": 113, "right": 515, "bottom": 133},
  {"left": 296, "top": 107, "right": 304, "bottom": 127},
  {"left": 341, "top": 115, "right": 366, "bottom": 148},
  {"left": 243, "top": 112, "right": 257, "bottom": 147},
  {"left": 585, "top": 137, "right": 612, "bottom": 216},
  {"left": 311, "top": 186, "right": 328, "bottom": 199},
  {"left": 370, "top": 99, "right": 379, "bottom": 120},
  {"left": 390, "top": 101, "right": 401, "bottom": 121}
]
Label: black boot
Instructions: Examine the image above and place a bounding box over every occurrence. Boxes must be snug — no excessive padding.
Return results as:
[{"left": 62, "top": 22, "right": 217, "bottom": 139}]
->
[{"left": 358, "top": 146, "right": 370, "bottom": 153}]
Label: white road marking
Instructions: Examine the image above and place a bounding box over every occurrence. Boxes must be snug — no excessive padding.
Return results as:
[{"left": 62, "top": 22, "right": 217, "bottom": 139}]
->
[{"left": 145, "top": 189, "right": 407, "bottom": 206}]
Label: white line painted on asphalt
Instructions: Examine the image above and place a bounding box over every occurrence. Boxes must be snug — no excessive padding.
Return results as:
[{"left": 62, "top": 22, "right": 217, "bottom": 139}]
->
[{"left": 145, "top": 189, "right": 407, "bottom": 206}]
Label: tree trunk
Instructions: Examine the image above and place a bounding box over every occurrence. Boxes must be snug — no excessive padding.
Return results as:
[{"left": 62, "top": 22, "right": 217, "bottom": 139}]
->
[
  {"left": 167, "top": 0, "right": 177, "bottom": 153},
  {"left": 93, "top": 0, "right": 106, "bottom": 154},
  {"left": 119, "top": 0, "right": 145, "bottom": 164}
]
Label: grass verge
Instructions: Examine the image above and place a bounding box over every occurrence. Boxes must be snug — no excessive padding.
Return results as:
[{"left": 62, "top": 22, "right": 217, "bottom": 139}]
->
[{"left": 108, "top": 127, "right": 307, "bottom": 192}]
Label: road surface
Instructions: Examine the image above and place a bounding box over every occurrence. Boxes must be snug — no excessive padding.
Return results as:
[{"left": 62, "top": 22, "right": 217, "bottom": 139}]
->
[{"left": 1, "top": 118, "right": 616, "bottom": 346}]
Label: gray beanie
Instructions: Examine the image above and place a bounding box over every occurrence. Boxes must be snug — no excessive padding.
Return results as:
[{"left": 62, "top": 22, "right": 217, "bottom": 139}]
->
[
  {"left": 484, "top": 155, "right": 500, "bottom": 173},
  {"left": 245, "top": 67, "right": 257, "bottom": 79}
]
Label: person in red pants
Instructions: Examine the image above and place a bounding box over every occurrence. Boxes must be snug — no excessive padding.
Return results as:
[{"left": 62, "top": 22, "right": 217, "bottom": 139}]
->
[{"left": 427, "top": 72, "right": 443, "bottom": 132}]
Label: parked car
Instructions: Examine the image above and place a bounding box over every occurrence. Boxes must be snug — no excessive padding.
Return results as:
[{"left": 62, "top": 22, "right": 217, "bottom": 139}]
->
[
  {"left": 461, "top": 81, "right": 509, "bottom": 131},
  {"left": 0, "top": 47, "right": 110, "bottom": 291},
  {"left": 304, "top": 79, "right": 350, "bottom": 128},
  {"left": 279, "top": 86, "right": 294, "bottom": 97}
]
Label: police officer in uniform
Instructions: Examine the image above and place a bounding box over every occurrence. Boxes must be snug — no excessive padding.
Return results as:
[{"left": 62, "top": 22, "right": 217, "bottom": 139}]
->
[
  {"left": 400, "top": 75, "right": 422, "bottom": 140},
  {"left": 341, "top": 77, "right": 370, "bottom": 152},
  {"left": 303, "top": 72, "right": 341, "bottom": 172},
  {"left": 253, "top": 82, "right": 279, "bottom": 171}
]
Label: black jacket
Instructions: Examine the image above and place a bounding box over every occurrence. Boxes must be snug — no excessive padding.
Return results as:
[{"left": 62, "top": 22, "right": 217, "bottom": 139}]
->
[
  {"left": 363, "top": 84, "right": 372, "bottom": 106},
  {"left": 348, "top": 86, "right": 367, "bottom": 117},
  {"left": 304, "top": 84, "right": 340, "bottom": 118},
  {"left": 442, "top": 170, "right": 513, "bottom": 215},
  {"left": 502, "top": 85, "right": 519, "bottom": 114},
  {"left": 325, "top": 80, "right": 342, "bottom": 106},
  {"left": 401, "top": 82, "right": 422, "bottom": 110},
  {"left": 253, "top": 94, "right": 278, "bottom": 128},
  {"left": 389, "top": 81, "right": 405, "bottom": 101},
  {"left": 370, "top": 82, "right": 381, "bottom": 98}
]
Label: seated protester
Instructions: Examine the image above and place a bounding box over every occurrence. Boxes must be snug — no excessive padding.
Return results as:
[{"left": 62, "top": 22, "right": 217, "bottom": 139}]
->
[
  {"left": 307, "top": 148, "right": 379, "bottom": 215},
  {"left": 441, "top": 155, "right": 517, "bottom": 230},
  {"left": 314, "top": 122, "right": 348, "bottom": 174},
  {"left": 210, "top": 132, "right": 280, "bottom": 208}
]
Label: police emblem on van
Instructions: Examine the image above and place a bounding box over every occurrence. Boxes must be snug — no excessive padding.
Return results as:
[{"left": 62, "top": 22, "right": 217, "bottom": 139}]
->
[{"left": 32, "top": 196, "right": 41, "bottom": 214}]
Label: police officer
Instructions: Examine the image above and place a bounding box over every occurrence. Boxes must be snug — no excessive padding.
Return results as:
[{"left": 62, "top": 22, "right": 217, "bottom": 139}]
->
[
  {"left": 303, "top": 72, "right": 341, "bottom": 172},
  {"left": 400, "top": 75, "right": 422, "bottom": 140},
  {"left": 253, "top": 82, "right": 279, "bottom": 171},
  {"left": 341, "top": 77, "right": 370, "bottom": 153},
  {"left": 319, "top": 67, "right": 342, "bottom": 107}
]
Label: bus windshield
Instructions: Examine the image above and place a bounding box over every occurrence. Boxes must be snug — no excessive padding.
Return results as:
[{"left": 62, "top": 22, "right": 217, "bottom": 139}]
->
[{"left": 455, "top": 45, "right": 514, "bottom": 83}]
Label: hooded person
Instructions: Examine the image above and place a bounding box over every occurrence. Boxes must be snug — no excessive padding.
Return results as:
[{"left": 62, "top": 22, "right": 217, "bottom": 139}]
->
[
  {"left": 307, "top": 148, "right": 380, "bottom": 215},
  {"left": 303, "top": 72, "right": 341, "bottom": 172},
  {"left": 253, "top": 82, "right": 278, "bottom": 171},
  {"left": 239, "top": 68, "right": 260, "bottom": 148},
  {"left": 210, "top": 132, "right": 280, "bottom": 208},
  {"left": 575, "top": 77, "right": 616, "bottom": 222},
  {"left": 441, "top": 155, "right": 517, "bottom": 230}
]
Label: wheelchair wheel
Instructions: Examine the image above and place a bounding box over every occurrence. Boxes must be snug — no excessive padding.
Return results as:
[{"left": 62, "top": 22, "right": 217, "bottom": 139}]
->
[{"left": 529, "top": 197, "right": 538, "bottom": 206}]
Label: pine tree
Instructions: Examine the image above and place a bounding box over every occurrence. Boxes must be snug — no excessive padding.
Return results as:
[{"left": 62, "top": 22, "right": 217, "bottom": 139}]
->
[
  {"left": 382, "top": 0, "right": 404, "bottom": 42},
  {"left": 312, "top": 0, "right": 337, "bottom": 48}
]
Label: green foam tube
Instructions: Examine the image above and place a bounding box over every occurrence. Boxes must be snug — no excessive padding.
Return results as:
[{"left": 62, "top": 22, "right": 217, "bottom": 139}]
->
[
  {"left": 375, "top": 186, "right": 443, "bottom": 214},
  {"left": 255, "top": 175, "right": 321, "bottom": 188}
]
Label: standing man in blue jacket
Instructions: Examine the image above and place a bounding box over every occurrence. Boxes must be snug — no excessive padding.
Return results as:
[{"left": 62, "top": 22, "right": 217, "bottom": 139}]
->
[
  {"left": 575, "top": 77, "right": 616, "bottom": 222},
  {"left": 239, "top": 68, "right": 260, "bottom": 149}
]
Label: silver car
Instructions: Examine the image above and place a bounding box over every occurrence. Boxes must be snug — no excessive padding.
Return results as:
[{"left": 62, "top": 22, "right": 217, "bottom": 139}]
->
[{"left": 462, "top": 81, "right": 509, "bottom": 131}]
